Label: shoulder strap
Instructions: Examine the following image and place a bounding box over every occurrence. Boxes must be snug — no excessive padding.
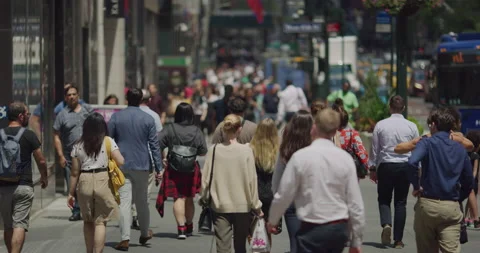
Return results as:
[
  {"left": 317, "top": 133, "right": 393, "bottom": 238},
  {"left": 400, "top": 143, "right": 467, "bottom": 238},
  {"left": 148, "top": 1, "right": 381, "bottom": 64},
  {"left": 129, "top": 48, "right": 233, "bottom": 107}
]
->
[
  {"left": 206, "top": 144, "right": 217, "bottom": 205},
  {"left": 169, "top": 124, "right": 183, "bottom": 145},
  {"left": 0, "top": 129, "right": 7, "bottom": 142},
  {"left": 13, "top": 128, "right": 26, "bottom": 142},
  {"left": 105, "top": 137, "right": 111, "bottom": 159}
]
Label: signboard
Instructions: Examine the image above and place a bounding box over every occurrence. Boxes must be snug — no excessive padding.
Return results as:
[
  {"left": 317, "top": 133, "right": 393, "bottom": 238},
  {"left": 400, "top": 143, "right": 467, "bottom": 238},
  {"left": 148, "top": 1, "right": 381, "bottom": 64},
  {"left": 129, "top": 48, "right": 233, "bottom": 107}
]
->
[
  {"left": 438, "top": 52, "right": 480, "bottom": 66},
  {"left": 459, "top": 108, "right": 480, "bottom": 134},
  {"left": 91, "top": 105, "right": 126, "bottom": 123},
  {"left": 283, "top": 22, "right": 322, "bottom": 34},
  {"left": 327, "top": 23, "right": 340, "bottom": 33},
  {"left": 375, "top": 11, "right": 391, "bottom": 33},
  {"left": 105, "top": 0, "right": 125, "bottom": 18}
]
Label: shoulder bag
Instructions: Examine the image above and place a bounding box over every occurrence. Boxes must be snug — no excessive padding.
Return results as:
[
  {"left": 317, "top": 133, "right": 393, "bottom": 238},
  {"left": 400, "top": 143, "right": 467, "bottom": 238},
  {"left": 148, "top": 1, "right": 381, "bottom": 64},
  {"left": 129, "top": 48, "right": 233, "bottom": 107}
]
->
[
  {"left": 167, "top": 124, "right": 198, "bottom": 173},
  {"left": 105, "top": 137, "right": 125, "bottom": 204},
  {"left": 198, "top": 144, "right": 217, "bottom": 232}
]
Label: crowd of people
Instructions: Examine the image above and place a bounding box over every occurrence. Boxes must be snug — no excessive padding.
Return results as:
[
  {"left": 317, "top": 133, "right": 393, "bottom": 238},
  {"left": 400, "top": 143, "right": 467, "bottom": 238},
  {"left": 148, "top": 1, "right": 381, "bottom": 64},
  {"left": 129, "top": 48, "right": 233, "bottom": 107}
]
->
[{"left": 0, "top": 64, "right": 478, "bottom": 253}]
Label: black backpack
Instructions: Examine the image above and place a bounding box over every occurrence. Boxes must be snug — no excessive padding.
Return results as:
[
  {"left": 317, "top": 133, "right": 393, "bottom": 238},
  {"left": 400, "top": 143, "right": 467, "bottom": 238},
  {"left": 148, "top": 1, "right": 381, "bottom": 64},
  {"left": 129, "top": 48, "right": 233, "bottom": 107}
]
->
[{"left": 167, "top": 124, "right": 198, "bottom": 173}]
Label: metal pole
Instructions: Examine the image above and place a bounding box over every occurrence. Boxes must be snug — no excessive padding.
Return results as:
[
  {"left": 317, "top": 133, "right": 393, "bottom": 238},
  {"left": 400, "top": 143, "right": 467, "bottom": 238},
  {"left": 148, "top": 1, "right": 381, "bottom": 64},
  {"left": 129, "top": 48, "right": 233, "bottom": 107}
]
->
[
  {"left": 324, "top": 3, "right": 330, "bottom": 95},
  {"left": 390, "top": 16, "right": 395, "bottom": 88},
  {"left": 396, "top": 14, "right": 408, "bottom": 117},
  {"left": 341, "top": 11, "right": 345, "bottom": 82},
  {"left": 97, "top": 0, "right": 106, "bottom": 104}
]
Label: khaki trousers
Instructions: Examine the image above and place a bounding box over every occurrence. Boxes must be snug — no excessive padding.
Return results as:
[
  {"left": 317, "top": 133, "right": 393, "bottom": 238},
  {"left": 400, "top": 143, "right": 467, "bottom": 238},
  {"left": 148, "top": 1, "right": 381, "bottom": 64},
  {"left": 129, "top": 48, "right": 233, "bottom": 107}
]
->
[
  {"left": 413, "top": 197, "right": 463, "bottom": 253},
  {"left": 213, "top": 213, "right": 252, "bottom": 253}
]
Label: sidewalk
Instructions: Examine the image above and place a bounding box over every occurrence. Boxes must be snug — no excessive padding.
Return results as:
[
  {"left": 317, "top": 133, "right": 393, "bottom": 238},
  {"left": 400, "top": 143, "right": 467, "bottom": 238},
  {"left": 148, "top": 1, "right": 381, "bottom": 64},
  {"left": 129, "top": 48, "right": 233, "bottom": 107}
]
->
[{"left": 2, "top": 180, "right": 480, "bottom": 252}]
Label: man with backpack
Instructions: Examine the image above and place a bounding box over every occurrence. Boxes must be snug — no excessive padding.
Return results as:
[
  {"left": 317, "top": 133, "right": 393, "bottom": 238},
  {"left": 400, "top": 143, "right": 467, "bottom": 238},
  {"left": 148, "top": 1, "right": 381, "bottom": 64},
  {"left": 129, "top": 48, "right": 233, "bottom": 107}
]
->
[{"left": 0, "top": 102, "right": 48, "bottom": 253}]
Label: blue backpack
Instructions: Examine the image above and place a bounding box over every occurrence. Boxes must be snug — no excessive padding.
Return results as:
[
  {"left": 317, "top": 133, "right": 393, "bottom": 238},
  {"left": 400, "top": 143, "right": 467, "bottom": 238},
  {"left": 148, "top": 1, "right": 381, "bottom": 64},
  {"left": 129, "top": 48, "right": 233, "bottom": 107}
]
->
[{"left": 0, "top": 128, "right": 26, "bottom": 182}]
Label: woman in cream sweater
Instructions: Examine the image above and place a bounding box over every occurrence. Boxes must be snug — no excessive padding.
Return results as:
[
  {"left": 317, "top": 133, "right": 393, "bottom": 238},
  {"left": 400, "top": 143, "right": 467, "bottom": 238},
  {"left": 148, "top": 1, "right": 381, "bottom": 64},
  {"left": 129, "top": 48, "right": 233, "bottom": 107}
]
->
[{"left": 200, "top": 114, "right": 263, "bottom": 253}]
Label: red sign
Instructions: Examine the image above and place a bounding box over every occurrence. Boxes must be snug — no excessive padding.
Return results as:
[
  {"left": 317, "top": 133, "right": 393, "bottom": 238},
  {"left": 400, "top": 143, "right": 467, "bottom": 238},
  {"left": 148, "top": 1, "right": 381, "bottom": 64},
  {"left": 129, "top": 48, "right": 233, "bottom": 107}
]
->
[{"left": 327, "top": 23, "right": 340, "bottom": 33}]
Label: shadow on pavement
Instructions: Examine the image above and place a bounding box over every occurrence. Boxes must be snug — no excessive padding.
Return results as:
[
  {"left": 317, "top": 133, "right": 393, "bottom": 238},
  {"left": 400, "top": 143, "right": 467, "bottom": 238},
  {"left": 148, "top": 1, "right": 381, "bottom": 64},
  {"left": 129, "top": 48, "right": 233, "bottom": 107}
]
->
[{"left": 363, "top": 241, "right": 389, "bottom": 249}]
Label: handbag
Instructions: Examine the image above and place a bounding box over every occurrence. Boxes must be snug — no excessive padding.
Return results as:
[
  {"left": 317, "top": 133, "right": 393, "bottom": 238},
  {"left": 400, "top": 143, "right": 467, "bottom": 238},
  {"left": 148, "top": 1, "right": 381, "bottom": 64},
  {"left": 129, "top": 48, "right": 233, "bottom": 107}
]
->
[
  {"left": 250, "top": 218, "right": 271, "bottom": 252},
  {"left": 167, "top": 124, "right": 198, "bottom": 173},
  {"left": 198, "top": 144, "right": 217, "bottom": 232},
  {"left": 347, "top": 130, "right": 367, "bottom": 178},
  {"left": 105, "top": 137, "right": 125, "bottom": 204}
]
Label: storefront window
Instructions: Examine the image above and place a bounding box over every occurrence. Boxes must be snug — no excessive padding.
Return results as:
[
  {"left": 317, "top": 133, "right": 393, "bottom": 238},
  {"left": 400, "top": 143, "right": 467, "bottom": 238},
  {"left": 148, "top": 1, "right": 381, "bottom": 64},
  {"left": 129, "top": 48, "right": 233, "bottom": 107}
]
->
[{"left": 12, "top": 0, "right": 55, "bottom": 182}]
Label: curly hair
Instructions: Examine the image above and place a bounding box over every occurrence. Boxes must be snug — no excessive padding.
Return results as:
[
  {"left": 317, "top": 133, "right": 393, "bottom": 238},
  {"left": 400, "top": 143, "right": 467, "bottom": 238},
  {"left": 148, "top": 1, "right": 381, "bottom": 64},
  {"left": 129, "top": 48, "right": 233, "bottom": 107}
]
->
[{"left": 280, "top": 110, "right": 313, "bottom": 162}]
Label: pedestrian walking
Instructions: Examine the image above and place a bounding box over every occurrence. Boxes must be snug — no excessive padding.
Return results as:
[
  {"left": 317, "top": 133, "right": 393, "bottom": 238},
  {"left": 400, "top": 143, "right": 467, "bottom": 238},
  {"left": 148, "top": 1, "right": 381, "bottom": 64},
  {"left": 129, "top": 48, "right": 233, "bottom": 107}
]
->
[
  {"left": 368, "top": 96, "right": 419, "bottom": 248},
  {"left": 332, "top": 104, "right": 369, "bottom": 180},
  {"left": 67, "top": 112, "right": 124, "bottom": 253},
  {"left": 53, "top": 85, "right": 93, "bottom": 221},
  {"left": 464, "top": 130, "right": 480, "bottom": 228},
  {"left": 394, "top": 106, "right": 474, "bottom": 154},
  {"left": 108, "top": 88, "right": 163, "bottom": 251},
  {"left": 249, "top": 118, "right": 280, "bottom": 252},
  {"left": 276, "top": 80, "right": 308, "bottom": 124},
  {"left": 211, "top": 96, "right": 257, "bottom": 144},
  {"left": 408, "top": 107, "right": 474, "bottom": 253},
  {"left": 271, "top": 110, "right": 313, "bottom": 253},
  {"left": 268, "top": 108, "right": 365, "bottom": 253},
  {"left": 0, "top": 102, "right": 48, "bottom": 253},
  {"left": 200, "top": 114, "right": 263, "bottom": 253},
  {"left": 155, "top": 102, "right": 207, "bottom": 239},
  {"left": 326, "top": 80, "right": 359, "bottom": 122}
]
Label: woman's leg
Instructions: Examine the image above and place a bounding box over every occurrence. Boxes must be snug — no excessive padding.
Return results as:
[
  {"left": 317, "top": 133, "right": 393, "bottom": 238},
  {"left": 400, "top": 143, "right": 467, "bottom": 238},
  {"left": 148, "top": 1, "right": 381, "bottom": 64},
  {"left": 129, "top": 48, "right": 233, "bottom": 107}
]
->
[
  {"left": 173, "top": 198, "right": 186, "bottom": 225},
  {"left": 185, "top": 197, "right": 195, "bottom": 235},
  {"left": 83, "top": 222, "right": 95, "bottom": 253},
  {"left": 467, "top": 190, "right": 479, "bottom": 222},
  {"left": 284, "top": 204, "right": 300, "bottom": 253},
  {"left": 93, "top": 223, "right": 107, "bottom": 253},
  {"left": 232, "top": 213, "right": 251, "bottom": 253}
]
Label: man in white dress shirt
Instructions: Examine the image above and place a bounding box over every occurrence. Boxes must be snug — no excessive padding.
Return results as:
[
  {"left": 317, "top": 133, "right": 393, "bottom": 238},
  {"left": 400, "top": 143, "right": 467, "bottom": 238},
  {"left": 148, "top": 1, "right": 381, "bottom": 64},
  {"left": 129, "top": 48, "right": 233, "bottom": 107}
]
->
[
  {"left": 268, "top": 108, "right": 365, "bottom": 253},
  {"left": 368, "top": 95, "right": 419, "bottom": 249},
  {"left": 276, "top": 80, "right": 308, "bottom": 124}
]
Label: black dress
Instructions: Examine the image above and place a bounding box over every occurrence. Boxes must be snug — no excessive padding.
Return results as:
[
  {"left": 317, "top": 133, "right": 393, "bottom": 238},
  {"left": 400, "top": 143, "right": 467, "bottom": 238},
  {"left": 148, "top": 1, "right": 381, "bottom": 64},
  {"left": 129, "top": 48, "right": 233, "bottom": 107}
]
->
[{"left": 256, "top": 166, "right": 274, "bottom": 220}]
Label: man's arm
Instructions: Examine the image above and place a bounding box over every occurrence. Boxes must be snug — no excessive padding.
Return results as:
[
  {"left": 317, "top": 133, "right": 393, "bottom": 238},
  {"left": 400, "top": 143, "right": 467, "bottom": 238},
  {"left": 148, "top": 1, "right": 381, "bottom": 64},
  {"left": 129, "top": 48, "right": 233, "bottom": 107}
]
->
[
  {"left": 326, "top": 90, "right": 338, "bottom": 103},
  {"left": 32, "top": 148, "right": 48, "bottom": 188},
  {"left": 268, "top": 155, "right": 299, "bottom": 226},
  {"left": 147, "top": 121, "right": 163, "bottom": 173},
  {"left": 368, "top": 126, "right": 380, "bottom": 168},
  {"left": 30, "top": 115, "right": 42, "bottom": 140},
  {"left": 460, "top": 154, "right": 474, "bottom": 202},
  {"left": 345, "top": 159, "right": 365, "bottom": 248},
  {"left": 276, "top": 96, "right": 286, "bottom": 123},
  {"left": 407, "top": 139, "right": 428, "bottom": 190},
  {"left": 450, "top": 132, "right": 474, "bottom": 152},
  {"left": 394, "top": 137, "right": 421, "bottom": 154}
]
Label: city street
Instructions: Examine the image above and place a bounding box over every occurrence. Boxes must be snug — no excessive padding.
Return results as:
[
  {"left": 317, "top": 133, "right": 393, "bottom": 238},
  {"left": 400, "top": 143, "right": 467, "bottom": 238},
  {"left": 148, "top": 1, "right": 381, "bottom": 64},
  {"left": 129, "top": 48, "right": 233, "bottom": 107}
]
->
[{"left": 3, "top": 179, "right": 479, "bottom": 253}]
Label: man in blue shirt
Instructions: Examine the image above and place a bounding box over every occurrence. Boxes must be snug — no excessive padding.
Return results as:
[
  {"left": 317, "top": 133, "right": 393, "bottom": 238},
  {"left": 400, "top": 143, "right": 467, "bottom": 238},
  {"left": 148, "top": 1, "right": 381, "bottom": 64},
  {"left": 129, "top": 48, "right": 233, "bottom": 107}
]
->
[
  {"left": 408, "top": 107, "right": 473, "bottom": 253},
  {"left": 108, "top": 88, "right": 163, "bottom": 250}
]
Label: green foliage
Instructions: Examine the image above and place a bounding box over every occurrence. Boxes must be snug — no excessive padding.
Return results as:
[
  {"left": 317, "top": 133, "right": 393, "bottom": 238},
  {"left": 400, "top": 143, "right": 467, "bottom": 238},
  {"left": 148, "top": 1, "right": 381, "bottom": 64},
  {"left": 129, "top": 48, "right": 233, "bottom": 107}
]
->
[
  {"left": 356, "top": 71, "right": 390, "bottom": 132},
  {"left": 407, "top": 116, "right": 425, "bottom": 135},
  {"left": 362, "top": 0, "right": 443, "bottom": 15}
]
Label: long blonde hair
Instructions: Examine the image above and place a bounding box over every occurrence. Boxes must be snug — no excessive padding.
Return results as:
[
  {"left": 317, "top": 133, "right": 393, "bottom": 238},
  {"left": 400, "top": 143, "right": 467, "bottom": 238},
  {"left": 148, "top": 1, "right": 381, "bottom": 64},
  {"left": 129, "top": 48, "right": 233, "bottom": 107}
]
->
[{"left": 250, "top": 118, "right": 279, "bottom": 173}]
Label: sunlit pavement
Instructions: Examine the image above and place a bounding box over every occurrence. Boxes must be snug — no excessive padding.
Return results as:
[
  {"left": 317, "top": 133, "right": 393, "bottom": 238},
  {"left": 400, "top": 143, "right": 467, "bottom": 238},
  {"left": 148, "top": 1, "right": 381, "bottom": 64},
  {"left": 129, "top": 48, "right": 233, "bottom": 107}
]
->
[{"left": 1, "top": 178, "right": 478, "bottom": 253}]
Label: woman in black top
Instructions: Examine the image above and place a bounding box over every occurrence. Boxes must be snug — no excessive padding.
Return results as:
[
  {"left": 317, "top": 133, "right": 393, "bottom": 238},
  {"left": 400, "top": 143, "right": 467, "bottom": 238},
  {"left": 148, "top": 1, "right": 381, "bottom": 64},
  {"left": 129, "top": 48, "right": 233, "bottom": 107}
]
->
[
  {"left": 156, "top": 103, "right": 208, "bottom": 239},
  {"left": 249, "top": 118, "right": 280, "bottom": 251}
]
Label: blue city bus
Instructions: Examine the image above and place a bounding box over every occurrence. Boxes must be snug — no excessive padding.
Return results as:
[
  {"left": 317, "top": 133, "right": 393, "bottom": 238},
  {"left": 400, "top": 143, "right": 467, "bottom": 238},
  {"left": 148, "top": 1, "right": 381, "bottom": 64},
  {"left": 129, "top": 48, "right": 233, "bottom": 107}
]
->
[{"left": 436, "top": 33, "right": 480, "bottom": 133}]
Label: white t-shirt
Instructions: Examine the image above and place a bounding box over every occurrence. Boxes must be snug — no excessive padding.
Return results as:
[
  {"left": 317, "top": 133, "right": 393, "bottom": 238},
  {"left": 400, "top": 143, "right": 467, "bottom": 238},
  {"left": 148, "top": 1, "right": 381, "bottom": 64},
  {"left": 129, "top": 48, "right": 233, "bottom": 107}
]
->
[{"left": 71, "top": 137, "right": 119, "bottom": 171}]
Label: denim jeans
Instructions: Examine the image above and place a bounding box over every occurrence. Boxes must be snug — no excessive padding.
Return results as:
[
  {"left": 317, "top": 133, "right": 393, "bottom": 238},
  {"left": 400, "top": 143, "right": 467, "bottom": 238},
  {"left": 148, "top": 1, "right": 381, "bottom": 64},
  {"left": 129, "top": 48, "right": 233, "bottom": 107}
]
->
[
  {"left": 64, "top": 162, "right": 80, "bottom": 215},
  {"left": 377, "top": 162, "right": 410, "bottom": 241},
  {"left": 284, "top": 204, "right": 301, "bottom": 253},
  {"left": 296, "top": 221, "right": 348, "bottom": 253}
]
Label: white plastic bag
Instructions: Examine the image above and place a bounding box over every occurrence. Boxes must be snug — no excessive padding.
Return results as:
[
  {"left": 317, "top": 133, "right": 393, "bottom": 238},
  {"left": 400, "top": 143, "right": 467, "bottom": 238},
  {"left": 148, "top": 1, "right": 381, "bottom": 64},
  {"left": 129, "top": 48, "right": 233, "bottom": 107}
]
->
[{"left": 250, "top": 218, "right": 271, "bottom": 253}]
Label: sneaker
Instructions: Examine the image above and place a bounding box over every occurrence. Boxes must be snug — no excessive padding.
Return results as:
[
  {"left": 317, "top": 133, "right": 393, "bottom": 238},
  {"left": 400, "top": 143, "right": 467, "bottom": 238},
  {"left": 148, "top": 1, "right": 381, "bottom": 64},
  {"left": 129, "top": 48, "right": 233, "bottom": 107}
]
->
[
  {"left": 394, "top": 241, "right": 404, "bottom": 249},
  {"left": 186, "top": 223, "right": 193, "bottom": 236},
  {"left": 131, "top": 216, "right": 140, "bottom": 230},
  {"left": 474, "top": 220, "right": 480, "bottom": 229},
  {"left": 381, "top": 225, "right": 392, "bottom": 245},
  {"left": 177, "top": 226, "right": 187, "bottom": 240},
  {"left": 68, "top": 213, "right": 82, "bottom": 222}
]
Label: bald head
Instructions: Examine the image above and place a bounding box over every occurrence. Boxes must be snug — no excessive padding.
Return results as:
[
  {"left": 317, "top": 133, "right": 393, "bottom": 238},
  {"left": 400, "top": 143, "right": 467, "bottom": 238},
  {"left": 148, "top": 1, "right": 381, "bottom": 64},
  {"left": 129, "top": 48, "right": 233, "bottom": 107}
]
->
[{"left": 314, "top": 108, "right": 340, "bottom": 138}]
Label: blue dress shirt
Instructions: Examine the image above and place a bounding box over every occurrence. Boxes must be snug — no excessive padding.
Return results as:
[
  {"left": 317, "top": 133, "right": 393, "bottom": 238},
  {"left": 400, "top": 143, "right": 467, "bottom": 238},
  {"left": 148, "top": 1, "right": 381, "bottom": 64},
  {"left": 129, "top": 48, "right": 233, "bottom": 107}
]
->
[
  {"left": 108, "top": 106, "right": 163, "bottom": 172},
  {"left": 408, "top": 131, "right": 473, "bottom": 201}
]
